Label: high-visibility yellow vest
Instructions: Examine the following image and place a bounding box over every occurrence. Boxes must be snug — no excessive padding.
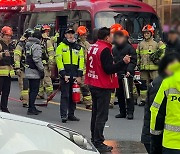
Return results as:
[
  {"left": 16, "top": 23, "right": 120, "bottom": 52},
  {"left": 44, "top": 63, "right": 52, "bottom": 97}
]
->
[
  {"left": 56, "top": 41, "right": 84, "bottom": 72},
  {"left": 150, "top": 62, "right": 180, "bottom": 150}
]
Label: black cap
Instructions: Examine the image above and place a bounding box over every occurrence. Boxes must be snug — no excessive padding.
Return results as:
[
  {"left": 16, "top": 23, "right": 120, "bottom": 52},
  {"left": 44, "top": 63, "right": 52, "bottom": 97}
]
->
[
  {"left": 169, "top": 27, "right": 178, "bottom": 34},
  {"left": 65, "top": 28, "right": 75, "bottom": 34}
]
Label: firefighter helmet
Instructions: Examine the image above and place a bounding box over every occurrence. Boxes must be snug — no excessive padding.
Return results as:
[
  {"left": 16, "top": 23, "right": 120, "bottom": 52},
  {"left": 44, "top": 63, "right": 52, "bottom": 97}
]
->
[
  {"left": 1, "top": 26, "right": 13, "bottom": 36},
  {"left": 24, "top": 28, "right": 34, "bottom": 38},
  {"left": 77, "top": 26, "right": 88, "bottom": 36},
  {"left": 42, "top": 25, "right": 51, "bottom": 31},
  {"left": 121, "top": 29, "right": 129, "bottom": 37},
  {"left": 110, "top": 24, "right": 123, "bottom": 34},
  {"left": 142, "top": 24, "right": 154, "bottom": 35}
]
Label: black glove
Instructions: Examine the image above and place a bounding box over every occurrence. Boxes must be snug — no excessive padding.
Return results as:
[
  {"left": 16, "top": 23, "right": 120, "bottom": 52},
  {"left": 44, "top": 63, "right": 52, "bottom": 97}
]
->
[{"left": 39, "top": 71, "right": 45, "bottom": 79}]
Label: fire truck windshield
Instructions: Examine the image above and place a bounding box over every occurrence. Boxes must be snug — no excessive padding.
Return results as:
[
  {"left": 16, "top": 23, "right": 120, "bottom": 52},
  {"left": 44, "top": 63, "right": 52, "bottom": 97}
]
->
[
  {"left": 95, "top": 11, "right": 161, "bottom": 43},
  {"left": 0, "top": 12, "right": 19, "bottom": 38}
]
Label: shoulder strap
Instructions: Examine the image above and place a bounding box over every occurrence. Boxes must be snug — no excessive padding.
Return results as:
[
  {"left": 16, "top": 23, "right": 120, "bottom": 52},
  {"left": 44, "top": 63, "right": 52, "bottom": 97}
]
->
[{"left": 26, "top": 42, "right": 38, "bottom": 56}]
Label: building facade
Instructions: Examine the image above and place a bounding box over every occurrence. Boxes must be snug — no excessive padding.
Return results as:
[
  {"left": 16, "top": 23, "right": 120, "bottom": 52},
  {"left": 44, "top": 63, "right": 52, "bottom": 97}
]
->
[{"left": 144, "top": 0, "right": 180, "bottom": 30}]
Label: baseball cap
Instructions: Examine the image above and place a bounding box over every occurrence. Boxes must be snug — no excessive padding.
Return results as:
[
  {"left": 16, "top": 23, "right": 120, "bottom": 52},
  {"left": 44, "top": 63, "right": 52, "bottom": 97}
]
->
[{"left": 65, "top": 28, "right": 75, "bottom": 34}]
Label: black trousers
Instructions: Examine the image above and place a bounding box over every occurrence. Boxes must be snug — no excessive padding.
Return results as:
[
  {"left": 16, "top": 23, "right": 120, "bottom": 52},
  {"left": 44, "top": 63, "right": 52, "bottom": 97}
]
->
[
  {"left": 0, "top": 76, "right": 11, "bottom": 110},
  {"left": 116, "top": 78, "right": 134, "bottom": 115},
  {"left": 60, "top": 79, "right": 76, "bottom": 118},
  {"left": 89, "top": 86, "right": 111, "bottom": 145},
  {"left": 144, "top": 143, "right": 150, "bottom": 154},
  {"left": 163, "top": 147, "right": 180, "bottom": 154},
  {"left": 28, "top": 79, "right": 40, "bottom": 110}
]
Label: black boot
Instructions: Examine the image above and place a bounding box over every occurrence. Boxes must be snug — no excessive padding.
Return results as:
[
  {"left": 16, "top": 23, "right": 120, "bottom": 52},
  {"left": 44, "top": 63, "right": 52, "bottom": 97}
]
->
[
  {"left": 68, "top": 116, "right": 80, "bottom": 121},
  {"left": 62, "top": 117, "right": 68, "bottom": 123},
  {"left": 27, "top": 109, "right": 39, "bottom": 115},
  {"left": 115, "top": 113, "right": 126, "bottom": 118},
  {"left": 35, "top": 108, "right": 42, "bottom": 113},
  {"left": 94, "top": 143, "right": 113, "bottom": 153},
  {"left": 127, "top": 113, "right": 134, "bottom": 120},
  {"left": 1, "top": 108, "right": 10, "bottom": 113}
]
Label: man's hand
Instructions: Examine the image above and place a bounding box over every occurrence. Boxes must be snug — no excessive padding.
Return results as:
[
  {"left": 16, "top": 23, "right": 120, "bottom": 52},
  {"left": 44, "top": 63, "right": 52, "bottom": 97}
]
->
[
  {"left": 126, "top": 72, "right": 131, "bottom": 77},
  {"left": 64, "top": 76, "right": 70, "bottom": 83},
  {"left": 75, "top": 77, "right": 82, "bottom": 84},
  {"left": 123, "top": 55, "right": 131, "bottom": 64},
  {"left": 16, "top": 69, "right": 22, "bottom": 77},
  {"left": 4, "top": 51, "right": 10, "bottom": 57}
]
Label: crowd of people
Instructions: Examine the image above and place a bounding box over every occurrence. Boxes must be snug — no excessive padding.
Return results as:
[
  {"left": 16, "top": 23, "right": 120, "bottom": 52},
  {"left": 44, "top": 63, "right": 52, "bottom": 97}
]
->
[{"left": 0, "top": 22, "right": 180, "bottom": 153}]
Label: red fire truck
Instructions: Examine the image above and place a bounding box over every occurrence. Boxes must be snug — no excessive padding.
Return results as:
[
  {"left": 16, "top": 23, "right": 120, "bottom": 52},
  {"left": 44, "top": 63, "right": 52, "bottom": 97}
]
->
[
  {"left": 19, "top": 0, "right": 162, "bottom": 81},
  {"left": 20, "top": 0, "right": 162, "bottom": 44},
  {"left": 0, "top": 0, "right": 26, "bottom": 38}
]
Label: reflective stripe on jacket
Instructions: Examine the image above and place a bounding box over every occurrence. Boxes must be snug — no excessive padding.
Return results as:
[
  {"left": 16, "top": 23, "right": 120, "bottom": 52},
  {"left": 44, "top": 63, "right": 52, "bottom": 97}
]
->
[
  {"left": 137, "top": 38, "right": 166, "bottom": 71},
  {"left": 56, "top": 39, "right": 84, "bottom": 78},
  {"left": 150, "top": 62, "right": 180, "bottom": 150}
]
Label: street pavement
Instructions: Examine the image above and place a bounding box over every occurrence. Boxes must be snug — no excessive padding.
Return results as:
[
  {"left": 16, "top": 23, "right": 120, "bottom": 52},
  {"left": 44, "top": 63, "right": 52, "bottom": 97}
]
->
[{"left": 7, "top": 81, "right": 147, "bottom": 154}]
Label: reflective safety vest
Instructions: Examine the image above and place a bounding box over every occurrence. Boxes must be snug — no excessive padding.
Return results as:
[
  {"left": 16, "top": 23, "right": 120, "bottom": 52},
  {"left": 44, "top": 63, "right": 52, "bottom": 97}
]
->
[
  {"left": 0, "top": 40, "right": 15, "bottom": 76},
  {"left": 136, "top": 38, "right": 166, "bottom": 71},
  {"left": 150, "top": 63, "right": 180, "bottom": 150},
  {"left": 85, "top": 40, "right": 119, "bottom": 89},
  {"left": 56, "top": 40, "right": 84, "bottom": 77}
]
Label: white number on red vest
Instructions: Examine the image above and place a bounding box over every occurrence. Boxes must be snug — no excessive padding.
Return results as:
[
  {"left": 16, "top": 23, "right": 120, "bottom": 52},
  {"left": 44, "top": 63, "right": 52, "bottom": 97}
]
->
[{"left": 89, "top": 56, "right": 93, "bottom": 68}]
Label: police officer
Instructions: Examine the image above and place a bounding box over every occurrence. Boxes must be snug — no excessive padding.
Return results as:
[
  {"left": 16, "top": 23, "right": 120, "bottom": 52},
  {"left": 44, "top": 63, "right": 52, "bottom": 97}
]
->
[
  {"left": 0, "top": 26, "right": 15, "bottom": 113},
  {"left": 37, "top": 25, "right": 54, "bottom": 99},
  {"left": 150, "top": 61, "right": 180, "bottom": 154},
  {"left": 136, "top": 24, "right": 166, "bottom": 106},
  {"left": 56, "top": 27, "right": 84, "bottom": 123},
  {"left": 77, "top": 26, "right": 92, "bottom": 109},
  {"left": 14, "top": 28, "right": 34, "bottom": 107}
]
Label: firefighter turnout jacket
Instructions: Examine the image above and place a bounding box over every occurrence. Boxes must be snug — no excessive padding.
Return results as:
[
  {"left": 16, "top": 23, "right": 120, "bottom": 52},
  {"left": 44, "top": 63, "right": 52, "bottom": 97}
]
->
[
  {"left": 56, "top": 38, "right": 84, "bottom": 78},
  {"left": 150, "top": 62, "right": 180, "bottom": 150},
  {"left": 137, "top": 38, "right": 166, "bottom": 70},
  {"left": 14, "top": 36, "right": 26, "bottom": 69},
  {"left": 42, "top": 33, "right": 55, "bottom": 67},
  {"left": 0, "top": 38, "right": 15, "bottom": 76}
]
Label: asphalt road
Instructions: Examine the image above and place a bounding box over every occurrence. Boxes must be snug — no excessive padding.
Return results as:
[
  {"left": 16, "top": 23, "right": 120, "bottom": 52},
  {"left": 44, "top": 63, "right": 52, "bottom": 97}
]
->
[{"left": 6, "top": 81, "right": 147, "bottom": 154}]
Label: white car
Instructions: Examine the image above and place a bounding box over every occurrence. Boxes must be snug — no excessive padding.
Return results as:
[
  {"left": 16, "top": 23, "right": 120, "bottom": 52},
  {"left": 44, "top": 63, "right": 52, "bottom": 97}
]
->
[{"left": 0, "top": 112, "right": 99, "bottom": 154}]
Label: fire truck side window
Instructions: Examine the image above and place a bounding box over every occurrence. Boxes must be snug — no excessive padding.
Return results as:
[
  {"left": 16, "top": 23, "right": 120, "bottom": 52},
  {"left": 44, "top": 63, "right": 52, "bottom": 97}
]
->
[{"left": 68, "top": 10, "right": 92, "bottom": 41}]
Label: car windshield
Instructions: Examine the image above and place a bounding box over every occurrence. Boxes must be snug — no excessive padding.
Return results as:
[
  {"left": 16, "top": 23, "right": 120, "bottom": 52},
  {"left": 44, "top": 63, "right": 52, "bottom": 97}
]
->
[{"left": 95, "top": 11, "right": 161, "bottom": 43}]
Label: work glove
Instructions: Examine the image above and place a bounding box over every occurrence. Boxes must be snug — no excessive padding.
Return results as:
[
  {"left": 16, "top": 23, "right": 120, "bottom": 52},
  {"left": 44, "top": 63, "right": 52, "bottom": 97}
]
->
[
  {"left": 16, "top": 69, "right": 22, "bottom": 77},
  {"left": 39, "top": 70, "right": 45, "bottom": 79}
]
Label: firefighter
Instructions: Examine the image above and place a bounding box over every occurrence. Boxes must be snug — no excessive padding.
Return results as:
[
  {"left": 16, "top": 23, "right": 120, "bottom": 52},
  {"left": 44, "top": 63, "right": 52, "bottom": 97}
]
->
[
  {"left": 0, "top": 26, "right": 15, "bottom": 113},
  {"left": 77, "top": 26, "right": 92, "bottom": 109},
  {"left": 14, "top": 28, "right": 34, "bottom": 107},
  {"left": 56, "top": 27, "right": 84, "bottom": 123},
  {"left": 150, "top": 61, "right": 180, "bottom": 154},
  {"left": 37, "top": 25, "right": 55, "bottom": 99},
  {"left": 136, "top": 24, "right": 166, "bottom": 106}
]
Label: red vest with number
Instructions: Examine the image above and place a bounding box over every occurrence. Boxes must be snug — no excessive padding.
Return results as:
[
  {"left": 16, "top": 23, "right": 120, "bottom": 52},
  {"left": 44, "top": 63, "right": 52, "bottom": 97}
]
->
[{"left": 85, "top": 40, "right": 119, "bottom": 89}]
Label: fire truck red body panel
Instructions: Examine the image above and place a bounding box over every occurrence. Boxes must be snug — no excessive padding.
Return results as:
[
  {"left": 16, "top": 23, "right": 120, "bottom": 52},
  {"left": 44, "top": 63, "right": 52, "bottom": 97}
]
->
[{"left": 23, "top": 0, "right": 157, "bottom": 30}]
